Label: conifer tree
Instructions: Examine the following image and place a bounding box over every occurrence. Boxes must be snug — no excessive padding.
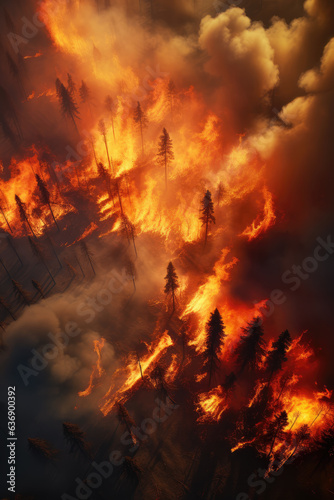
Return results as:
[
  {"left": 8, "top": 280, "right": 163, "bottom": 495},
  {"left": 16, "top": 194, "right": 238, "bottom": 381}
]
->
[
  {"left": 79, "top": 80, "right": 91, "bottom": 103},
  {"left": 134, "top": 102, "right": 147, "bottom": 155},
  {"left": 56, "top": 79, "right": 80, "bottom": 132},
  {"left": 81, "top": 241, "right": 96, "bottom": 275},
  {"left": 35, "top": 174, "right": 59, "bottom": 230},
  {"left": 32, "top": 280, "right": 45, "bottom": 299},
  {"left": 63, "top": 422, "right": 89, "bottom": 459},
  {"left": 121, "top": 214, "right": 137, "bottom": 257},
  {"left": 15, "top": 194, "right": 36, "bottom": 238},
  {"left": 164, "top": 262, "right": 179, "bottom": 313},
  {"left": 67, "top": 73, "right": 76, "bottom": 96},
  {"left": 235, "top": 317, "right": 266, "bottom": 372},
  {"left": 266, "top": 410, "right": 289, "bottom": 460},
  {"left": 203, "top": 308, "right": 226, "bottom": 388},
  {"left": 28, "top": 237, "right": 55, "bottom": 284},
  {"left": 99, "top": 119, "right": 114, "bottom": 175},
  {"left": 105, "top": 95, "right": 117, "bottom": 141},
  {"left": 266, "top": 330, "right": 292, "bottom": 380},
  {"left": 157, "top": 128, "right": 174, "bottom": 190},
  {"left": 200, "top": 190, "right": 215, "bottom": 247},
  {"left": 12, "top": 279, "right": 31, "bottom": 306}
]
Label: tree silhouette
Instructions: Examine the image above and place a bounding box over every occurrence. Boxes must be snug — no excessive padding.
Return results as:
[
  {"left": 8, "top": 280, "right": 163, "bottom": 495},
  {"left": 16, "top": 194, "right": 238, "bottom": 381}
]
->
[
  {"left": 63, "top": 422, "right": 90, "bottom": 459},
  {"left": 79, "top": 80, "right": 91, "bottom": 103},
  {"left": 164, "top": 262, "right": 179, "bottom": 313},
  {"left": 67, "top": 73, "right": 76, "bottom": 96},
  {"left": 217, "top": 182, "right": 225, "bottom": 206},
  {"left": 28, "top": 237, "right": 55, "bottom": 284},
  {"left": 32, "top": 280, "right": 45, "bottom": 299},
  {"left": 134, "top": 102, "right": 147, "bottom": 155},
  {"left": 99, "top": 119, "right": 114, "bottom": 175},
  {"left": 98, "top": 162, "right": 114, "bottom": 205},
  {"left": 35, "top": 174, "right": 59, "bottom": 230},
  {"left": 28, "top": 438, "right": 58, "bottom": 464},
  {"left": 80, "top": 241, "right": 96, "bottom": 275},
  {"left": 105, "top": 95, "right": 117, "bottom": 141},
  {"left": 234, "top": 317, "right": 266, "bottom": 372},
  {"left": 266, "top": 410, "right": 289, "bottom": 460},
  {"left": 157, "top": 128, "right": 174, "bottom": 189},
  {"left": 15, "top": 194, "right": 36, "bottom": 238},
  {"left": 121, "top": 214, "right": 137, "bottom": 256},
  {"left": 266, "top": 330, "right": 292, "bottom": 380},
  {"left": 200, "top": 190, "right": 215, "bottom": 247},
  {"left": 203, "top": 308, "right": 226, "bottom": 388},
  {"left": 56, "top": 78, "right": 80, "bottom": 132},
  {"left": 12, "top": 280, "right": 31, "bottom": 306}
]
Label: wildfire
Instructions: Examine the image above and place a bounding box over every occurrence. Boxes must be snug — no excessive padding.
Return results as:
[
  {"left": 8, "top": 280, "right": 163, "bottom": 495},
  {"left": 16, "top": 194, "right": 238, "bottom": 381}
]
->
[
  {"left": 100, "top": 330, "right": 173, "bottom": 416},
  {"left": 241, "top": 186, "right": 276, "bottom": 241},
  {"left": 78, "top": 338, "right": 105, "bottom": 397},
  {"left": 197, "top": 386, "right": 227, "bottom": 422}
]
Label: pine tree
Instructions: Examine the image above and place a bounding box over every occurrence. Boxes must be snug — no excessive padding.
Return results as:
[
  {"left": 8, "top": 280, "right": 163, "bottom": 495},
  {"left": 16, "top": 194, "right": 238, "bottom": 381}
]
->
[
  {"left": 79, "top": 80, "right": 91, "bottom": 103},
  {"left": 12, "top": 280, "right": 31, "bottom": 306},
  {"left": 234, "top": 317, "right": 266, "bottom": 372},
  {"left": 99, "top": 119, "right": 114, "bottom": 176},
  {"left": 164, "top": 262, "right": 179, "bottom": 313},
  {"left": 32, "top": 280, "right": 45, "bottom": 299},
  {"left": 67, "top": 73, "right": 76, "bottom": 96},
  {"left": 217, "top": 182, "right": 225, "bottom": 206},
  {"left": 105, "top": 95, "right": 117, "bottom": 141},
  {"left": 121, "top": 214, "right": 137, "bottom": 257},
  {"left": 28, "top": 237, "right": 55, "bottom": 284},
  {"left": 81, "top": 241, "right": 96, "bottom": 275},
  {"left": 200, "top": 190, "right": 215, "bottom": 247},
  {"left": 157, "top": 128, "right": 174, "bottom": 189},
  {"left": 134, "top": 102, "right": 147, "bottom": 155},
  {"left": 35, "top": 174, "right": 59, "bottom": 230},
  {"left": 28, "top": 438, "right": 57, "bottom": 463},
  {"left": 56, "top": 79, "right": 80, "bottom": 132},
  {"left": 266, "top": 330, "right": 292, "bottom": 380},
  {"left": 0, "top": 296, "right": 15, "bottom": 320},
  {"left": 203, "top": 308, "right": 226, "bottom": 388},
  {"left": 15, "top": 194, "right": 36, "bottom": 238},
  {"left": 266, "top": 410, "right": 289, "bottom": 460},
  {"left": 63, "top": 422, "right": 89, "bottom": 459}
]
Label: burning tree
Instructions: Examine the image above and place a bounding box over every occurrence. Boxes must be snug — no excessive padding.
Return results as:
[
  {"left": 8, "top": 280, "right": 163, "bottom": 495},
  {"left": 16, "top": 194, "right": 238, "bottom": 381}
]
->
[
  {"left": 200, "top": 190, "right": 215, "bottom": 247},
  {"left": 67, "top": 73, "right": 76, "bottom": 96},
  {"left": 105, "top": 95, "right": 117, "bottom": 141},
  {"left": 99, "top": 119, "right": 114, "bottom": 175},
  {"left": 157, "top": 127, "right": 174, "bottom": 189},
  {"left": 164, "top": 262, "right": 179, "bottom": 313},
  {"left": 134, "top": 101, "right": 147, "bottom": 154},
  {"left": 35, "top": 174, "right": 59, "bottom": 230},
  {"left": 15, "top": 194, "right": 36, "bottom": 238},
  {"left": 12, "top": 280, "right": 31, "bottom": 306},
  {"left": 203, "top": 308, "right": 226, "bottom": 388},
  {"left": 265, "top": 410, "right": 289, "bottom": 460},
  {"left": 63, "top": 422, "right": 90, "bottom": 459},
  {"left": 234, "top": 317, "right": 266, "bottom": 372},
  {"left": 79, "top": 80, "right": 91, "bottom": 103},
  {"left": 266, "top": 329, "right": 292, "bottom": 381},
  {"left": 56, "top": 78, "right": 80, "bottom": 132},
  {"left": 121, "top": 214, "right": 137, "bottom": 257}
]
